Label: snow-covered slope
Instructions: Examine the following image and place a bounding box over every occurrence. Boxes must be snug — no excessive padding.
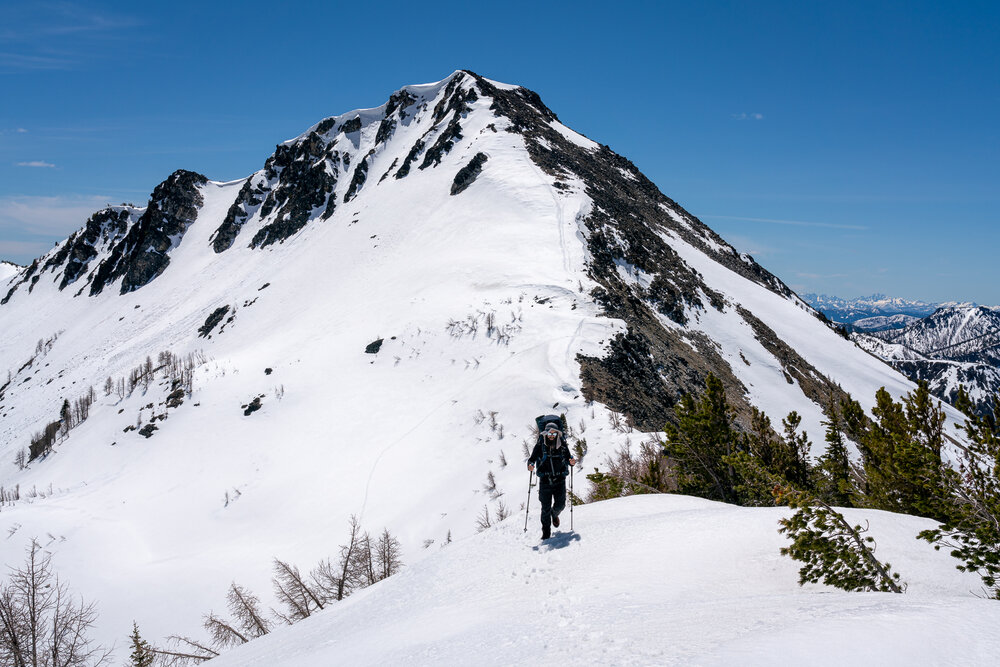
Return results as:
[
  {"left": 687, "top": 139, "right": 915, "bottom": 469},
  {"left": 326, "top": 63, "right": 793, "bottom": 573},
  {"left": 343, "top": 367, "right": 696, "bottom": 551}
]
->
[
  {"left": 851, "top": 313, "right": 919, "bottom": 331},
  {"left": 854, "top": 305, "right": 1000, "bottom": 410},
  {"left": 0, "top": 71, "right": 961, "bottom": 654},
  {"left": 0, "top": 260, "right": 20, "bottom": 283},
  {"left": 876, "top": 305, "right": 1000, "bottom": 364},
  {"left": 208, "top": 495, "right": 1000, "bottom": 666}
]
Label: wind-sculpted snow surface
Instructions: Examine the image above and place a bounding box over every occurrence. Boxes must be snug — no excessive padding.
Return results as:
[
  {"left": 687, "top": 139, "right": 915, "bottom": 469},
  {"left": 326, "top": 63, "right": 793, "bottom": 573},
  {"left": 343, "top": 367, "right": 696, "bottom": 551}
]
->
[
  {"left": 207, "top": 496, "right": 1000, "bottom": 666},
  {"left": 0, "top": 71, "right": 962, "bottom": 654}
]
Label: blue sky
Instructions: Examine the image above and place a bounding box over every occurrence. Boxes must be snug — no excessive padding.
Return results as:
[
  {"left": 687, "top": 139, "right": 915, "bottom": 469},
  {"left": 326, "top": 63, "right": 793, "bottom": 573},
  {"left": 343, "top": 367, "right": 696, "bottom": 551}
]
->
[{"left": 2, "top": 0, "right": 997, "bottom": 303}]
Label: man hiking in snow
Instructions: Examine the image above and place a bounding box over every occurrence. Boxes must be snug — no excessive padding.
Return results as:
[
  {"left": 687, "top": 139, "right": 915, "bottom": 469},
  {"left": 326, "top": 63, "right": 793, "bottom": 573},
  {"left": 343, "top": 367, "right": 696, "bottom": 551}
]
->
[{"left": 527, "top": 421, "right": 576, "bottom": 540}]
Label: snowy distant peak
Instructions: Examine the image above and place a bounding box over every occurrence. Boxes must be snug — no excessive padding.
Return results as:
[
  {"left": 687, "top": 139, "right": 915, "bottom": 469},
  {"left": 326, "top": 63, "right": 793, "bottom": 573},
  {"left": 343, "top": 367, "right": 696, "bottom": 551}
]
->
[
  {"left": 854, "top": 304, "right": 1000, "bottom": 412},
  {"left": 874, "top": 305, "right": 1000, "bottom": 363}
]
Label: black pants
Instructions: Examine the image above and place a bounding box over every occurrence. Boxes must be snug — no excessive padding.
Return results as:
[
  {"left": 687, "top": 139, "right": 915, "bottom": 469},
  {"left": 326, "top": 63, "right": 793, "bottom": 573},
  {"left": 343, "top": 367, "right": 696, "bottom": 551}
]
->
[{"left": 538, "top": 477, "right": 566, "bottom": 528}]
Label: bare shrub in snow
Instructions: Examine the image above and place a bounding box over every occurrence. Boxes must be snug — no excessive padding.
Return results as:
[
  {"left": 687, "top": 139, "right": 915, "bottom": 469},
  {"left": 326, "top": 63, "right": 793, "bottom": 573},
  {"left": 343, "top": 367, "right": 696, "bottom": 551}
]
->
[
  {"left": 201, "top": 582, "right": 272, "bottom": 649},
  {"left": 271, "top": 559, "right": 326, "bottom": 623},
  {"left": 475, "top": 505, "right": 493, "bottom": 532},
  {"left": 494, "top": 500, "right": 512, "bottom": 523},
  {"left": 483, "top": 471, "right": 500, "bottom": 499},
  {"left": 0, "top": 540, "right": 110, "bottom": 666}
]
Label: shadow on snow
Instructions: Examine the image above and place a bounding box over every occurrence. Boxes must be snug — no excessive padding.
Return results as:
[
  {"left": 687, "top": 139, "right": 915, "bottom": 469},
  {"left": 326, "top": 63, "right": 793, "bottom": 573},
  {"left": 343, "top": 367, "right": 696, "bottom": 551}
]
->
[{"left": 532, "top": 530, "right": 581, "bottom": 552}]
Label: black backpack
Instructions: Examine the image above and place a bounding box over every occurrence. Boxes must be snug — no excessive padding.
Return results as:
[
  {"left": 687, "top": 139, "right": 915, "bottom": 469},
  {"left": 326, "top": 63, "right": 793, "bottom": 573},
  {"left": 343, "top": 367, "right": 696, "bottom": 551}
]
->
[{"left": 535, "top": 414, "right": 566, "bottom": 433}]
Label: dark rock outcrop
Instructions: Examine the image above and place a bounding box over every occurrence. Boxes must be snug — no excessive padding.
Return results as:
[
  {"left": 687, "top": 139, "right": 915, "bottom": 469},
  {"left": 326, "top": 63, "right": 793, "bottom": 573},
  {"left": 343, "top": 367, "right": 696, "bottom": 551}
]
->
[
  {"left": 58, "top": 209, "right": 131, "bottom": 289},
  {"left": 450, "top": 152, "right": 488, "bottom": 195},
  {"left": 394, "top": 139, "right": 425, "bottom": 179},
  {"left": 212, "top": 177, "right": 266, "bottom": 253},
  {"left": 344, "top": 150, "right": 373, "bottom": 203},
  {"left": 251, "top": 132, "right": 339, "bottom": 249},
  {"left": 420, "top": 117, "right": 463, "bottom": 170},
  {"left": 198, "top": 306, "right": 230, "bottom": 338},
  {"left": 89, "top": 170, "right": 207, "bottom": 296},
  {"left": 2, "top": 258, "right": 39, "bottom": 304},
  {"left": 243, "top": 396, "right": 262, "bottom": 416}
]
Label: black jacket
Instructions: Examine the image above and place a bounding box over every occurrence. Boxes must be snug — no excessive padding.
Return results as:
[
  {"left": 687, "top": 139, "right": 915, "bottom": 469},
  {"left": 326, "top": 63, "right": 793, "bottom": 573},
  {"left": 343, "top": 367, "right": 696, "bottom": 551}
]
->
[{"left": 528, "top": 436, "right": 572, "bottom": 480}]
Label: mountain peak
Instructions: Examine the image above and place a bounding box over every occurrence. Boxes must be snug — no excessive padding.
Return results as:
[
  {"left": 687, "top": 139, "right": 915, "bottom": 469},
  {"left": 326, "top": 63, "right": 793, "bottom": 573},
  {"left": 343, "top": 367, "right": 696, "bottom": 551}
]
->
[{"left": 0, "top": 71, "right": 958, "bottom": 655}]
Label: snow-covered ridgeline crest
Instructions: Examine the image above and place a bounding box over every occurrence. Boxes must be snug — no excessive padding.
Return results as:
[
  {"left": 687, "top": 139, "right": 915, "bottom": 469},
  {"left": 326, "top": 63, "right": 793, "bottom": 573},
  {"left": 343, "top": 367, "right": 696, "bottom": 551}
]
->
[
  {"left": 0, "top": 260, "right": 21, "bottom": 282},
  {"left": 0, "top": 70, "right": 965, "bottom": 654}
]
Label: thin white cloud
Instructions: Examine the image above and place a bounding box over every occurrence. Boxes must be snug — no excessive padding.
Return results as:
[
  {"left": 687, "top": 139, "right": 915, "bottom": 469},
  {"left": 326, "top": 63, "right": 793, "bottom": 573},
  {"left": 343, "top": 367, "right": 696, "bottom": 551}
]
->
[
  {"left": 0, "top": 239, "right": 54, "bottom": 260},
  {"left": 17, "top": 128, "right": 28, "bottom": 133},
  {"left": 16, "top": 160, "right": 56, "bottom": 168},
  {"left": 0, "top": 5, "right": 142, "bottom": 72},
  {"left": 731, "top": 113, "right": 764, "bottom": 121},
  {"left": 702, "top": 214, "right": 868, "bottom": 231},
  {"left": 0, "top": 194, "right": 111, "bottom": 237},
  {"left": 0, "top": 51, "right": 74, "bottom": 71}
]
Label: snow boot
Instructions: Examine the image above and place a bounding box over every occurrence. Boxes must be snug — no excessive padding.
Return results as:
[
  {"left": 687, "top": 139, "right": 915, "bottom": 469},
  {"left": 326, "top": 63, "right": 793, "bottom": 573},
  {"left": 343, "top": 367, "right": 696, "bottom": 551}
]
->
[
  {"left": 541, "top": 525, "right": 551, "bottom": 540},
  {"left": 552, "top": 515, "right": 560, "bottom": 528}
]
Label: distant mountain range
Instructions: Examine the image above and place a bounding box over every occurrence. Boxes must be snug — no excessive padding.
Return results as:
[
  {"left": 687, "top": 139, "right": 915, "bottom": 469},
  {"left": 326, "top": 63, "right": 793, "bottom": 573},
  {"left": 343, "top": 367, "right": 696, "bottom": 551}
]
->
[{"left": 801, "top": 293, "right": 991, "bottom": 328}]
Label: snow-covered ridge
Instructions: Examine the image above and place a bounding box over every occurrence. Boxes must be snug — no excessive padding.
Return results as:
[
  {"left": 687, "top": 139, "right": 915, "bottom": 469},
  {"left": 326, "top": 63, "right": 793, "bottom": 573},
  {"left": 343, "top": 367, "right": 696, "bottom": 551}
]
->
[
  {"left": 875, "top": 305, "right": 1000, "bottom": 361},
  {"left": 0, "top": 70, "right": 960, "bottom": 656},
  {"left": 208, "top": 496, "right": 1000, "bottom": 666},
  {"left": 0, "top": 259, "right": 21, "bottom": 284}
]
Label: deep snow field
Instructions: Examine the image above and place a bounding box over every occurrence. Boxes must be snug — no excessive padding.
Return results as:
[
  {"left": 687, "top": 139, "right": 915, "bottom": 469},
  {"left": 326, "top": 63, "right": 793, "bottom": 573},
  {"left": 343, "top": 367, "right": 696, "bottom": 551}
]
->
[{"left": 209, "top": 494, "right": 1000, "bottom": 666}]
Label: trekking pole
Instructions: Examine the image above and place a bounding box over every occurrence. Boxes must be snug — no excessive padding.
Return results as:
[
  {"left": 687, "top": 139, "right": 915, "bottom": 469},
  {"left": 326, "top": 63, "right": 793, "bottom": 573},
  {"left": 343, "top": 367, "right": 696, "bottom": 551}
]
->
[
  {"left": 570, "top": 465, "right": 574, "bottom": 531},
  {"left": 523, "top": 470, "right": 533, "bottom": 532}
]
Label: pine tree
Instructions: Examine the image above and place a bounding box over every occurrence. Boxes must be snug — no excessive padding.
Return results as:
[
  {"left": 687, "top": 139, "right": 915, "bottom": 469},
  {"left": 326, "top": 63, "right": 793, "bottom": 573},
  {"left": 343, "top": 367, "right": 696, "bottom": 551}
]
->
[
  {"left": 918, "top": 394, "right": 1000, "bottom": 597},
  {"left": 817, "top": 406, "right": 854, "bottom": 507},
  {"left": 778, "top": 411, "right": 813, "bottom": 491},
  {"left": 853, "top": 384, "right": 950, "bottom": 521},
  {"left": 778, "top": 490, "right": 905, "bottom": 593},
  {"left": 953, "top": 384, "right": 976, "bottom": 418},
  {"left": 662, "top": 373, "right": 741, "bottom": 504},
  {"left": 730, "top": 408, "right": 782, "bottom": 506},
  {"left": 128, "top": 622, "right": 155, "bottom": 667}
]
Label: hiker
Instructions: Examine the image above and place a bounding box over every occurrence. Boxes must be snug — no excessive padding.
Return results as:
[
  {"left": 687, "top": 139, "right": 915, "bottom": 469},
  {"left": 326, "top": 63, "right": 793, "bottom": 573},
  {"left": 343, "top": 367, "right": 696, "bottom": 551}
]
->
[{"left": 527, "top": 421, "right": 577, "bottom": 539}]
